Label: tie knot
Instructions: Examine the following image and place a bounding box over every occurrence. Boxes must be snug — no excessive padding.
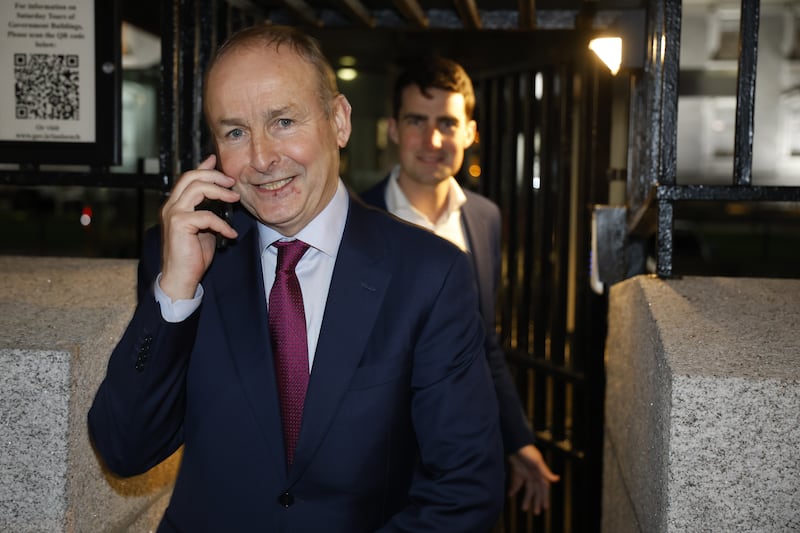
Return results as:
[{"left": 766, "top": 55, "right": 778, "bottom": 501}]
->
[{"left": 273, "top": 240, "right": 310, "bottom": 273}]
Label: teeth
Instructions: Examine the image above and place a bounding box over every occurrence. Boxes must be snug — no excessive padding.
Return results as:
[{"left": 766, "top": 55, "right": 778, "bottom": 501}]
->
[{"left": 260, "top": 177, "right": 292, "bottom": 191}]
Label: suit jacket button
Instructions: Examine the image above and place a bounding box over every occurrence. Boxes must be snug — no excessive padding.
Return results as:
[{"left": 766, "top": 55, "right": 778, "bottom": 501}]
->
[{"left": 278, "top": 492, "right": 294, "bottom": 508}]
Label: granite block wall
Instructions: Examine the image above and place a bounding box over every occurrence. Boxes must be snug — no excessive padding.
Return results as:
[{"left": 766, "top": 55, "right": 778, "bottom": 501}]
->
[
  {"left": 0, "top": 256, "right": 179, "bottom": 532},
  {"left": 604, "top": 276, "right": 800, "bottom": 532}
]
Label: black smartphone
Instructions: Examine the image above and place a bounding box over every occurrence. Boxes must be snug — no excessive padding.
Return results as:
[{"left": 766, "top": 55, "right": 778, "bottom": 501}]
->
[{"left": 195, "top": 198, "right": 234, "bottom": 249}]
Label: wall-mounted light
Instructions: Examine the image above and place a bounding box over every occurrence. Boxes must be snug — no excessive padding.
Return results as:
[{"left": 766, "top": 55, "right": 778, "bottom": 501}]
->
[
  {"left": 337, "top": 67, "right": 358, "bottom": 81},
  {"left": 589, "top": 37, "right": 622, "bottom": 75},
  {"left": 588, "top": 9, "right": 646, "bottom": 76},
  {"left": 337, "top": 56, "right": 358, "bottom": 81}
]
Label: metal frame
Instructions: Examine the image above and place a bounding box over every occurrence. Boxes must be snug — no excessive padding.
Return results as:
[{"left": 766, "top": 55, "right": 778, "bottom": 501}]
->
[{"left": 629, "top": 0, "right": 800, "bottom": 278}]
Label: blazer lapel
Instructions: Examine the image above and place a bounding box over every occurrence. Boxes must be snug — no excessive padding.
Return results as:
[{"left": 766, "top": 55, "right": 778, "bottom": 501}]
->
[
  {"left": 289, "top": 199, "right": 392, "bottom": 482},
  {"left": 210, "top": 209, "right": 287, "bottom": 476},
  {"left": 460, "top": 199, "right": 492, "bottom": 310}
]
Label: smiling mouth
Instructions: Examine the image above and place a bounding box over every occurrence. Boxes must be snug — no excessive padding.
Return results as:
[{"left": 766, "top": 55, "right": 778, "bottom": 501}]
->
[
  {"left": 259, "top": 176, "right": 294, "bottom": 191},
  {"left": 418, "top": 154, "right": 445, "bottom": 164}
]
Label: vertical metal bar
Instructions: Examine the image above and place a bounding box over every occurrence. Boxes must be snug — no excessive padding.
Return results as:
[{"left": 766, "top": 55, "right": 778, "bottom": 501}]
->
[
  {"left": 646, "top": 1, "right": 665, "bottom": 187},
  {"left": 651, "top": 0, "right": 674, "bottom": 277},
  {"left": 659, "top": 0, "right": 681, "bottom": 186},
  {"left": 178, "top": 0, "right": 198, "bottom": 173},
  {"left": 518, "top": 72, "right": 543, "bottom": 531},
  {"left": 626, "top": 73, "right": 651, "bottom": 210},
  {"left": 518, "top": 0, "right": 536, "bottom": 30},
  {"left": 625, "top": 0, "right": 667, "bottom": 222},
  {"left": 532, "top": 70, "right": 557, "bottom": 533},
  {"left": 504, "top": 74, "right": 521, "bottom": 350},
  {"left": 197, "top": 0, "right": 216, "bottom": 157},
  {"left": 481, "top": 77, "right": 502, "bottom": 202},
  {"left": 656, "top": 198, "right": 674, "bottom": 277},
  {"left": 733, "top": 0, "right": 760, "bottom": 186},
  {"left": 654, "top": 0, "right": 682, "bottom": 277},
  {"left": 507, "top": 74, "right": 527, "bottom": 357},
  {"left": 218, "top": 1, "right": 232, "bottom": 39},
  {"left": 159, "top": 0, "right": 179, "bottom": 188},
  {"left": 475, "top": 79, "right": 488, "bottom": 197},
  {"left": 519, "top": 71, "right": 534, "bottom": 357},
  {"left": 545, "top": 64, "right": 574, "bottom": 533},
  {"left": 487, "top": 78, "right": 514, "bottom": 341},
  {"left": 532, "top": 69, "right": 552, "bottom": 371},
  {"left": 214, "top": 0, "right": 227, "bottom": 45},
  {"left": 509, "top": 79, "right": 534, "bottom": 532}
]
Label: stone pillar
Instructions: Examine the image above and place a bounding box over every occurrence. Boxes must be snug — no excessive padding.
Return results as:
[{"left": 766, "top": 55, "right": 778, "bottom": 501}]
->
[
  {"left": 603, "top": 275, "right": 800, "bottom": 532},
  {"left": 0, "top": 256, "right": 179, "bottom": 532}
]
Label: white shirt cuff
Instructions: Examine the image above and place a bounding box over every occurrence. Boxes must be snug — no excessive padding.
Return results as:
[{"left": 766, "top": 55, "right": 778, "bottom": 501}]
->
[{"left": 154, "top": 272, "right": 203, "bottom": 323}]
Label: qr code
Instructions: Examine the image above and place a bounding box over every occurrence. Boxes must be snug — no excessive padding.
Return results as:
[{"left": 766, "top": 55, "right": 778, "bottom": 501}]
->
[{"left": 14, "top": 53, "right": 80, "bottom": 120}]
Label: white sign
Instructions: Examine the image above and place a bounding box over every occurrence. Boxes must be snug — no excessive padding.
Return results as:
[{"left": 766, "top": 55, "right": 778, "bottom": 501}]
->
[{"left": 0, "top": 0, "right": 96, "bottom": 143}]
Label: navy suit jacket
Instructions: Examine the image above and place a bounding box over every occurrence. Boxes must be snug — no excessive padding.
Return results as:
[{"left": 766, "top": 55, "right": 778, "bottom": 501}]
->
[
  {"left": 361, "top": 177, "right": 535, "bottom": 454},
  {"left": 88, "top": 194, "right": 504, "bottom": 532}
]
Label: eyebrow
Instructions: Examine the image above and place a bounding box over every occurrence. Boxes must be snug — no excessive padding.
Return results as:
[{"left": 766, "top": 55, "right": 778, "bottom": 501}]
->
[
  {"left": 400, "top": 112, "right": 426, "bottom": 121},
  {"left": 214, "top": 105, "right": 296, "bottom": 127},
  {"left": 262, "top": 105, "right": 294, "bottom": 121},
  {"left": 400, "top": 111, "right": 459, "bottom": 124},
  {"left": 217, "top": 118, "right": 244, "bottom": 128}
]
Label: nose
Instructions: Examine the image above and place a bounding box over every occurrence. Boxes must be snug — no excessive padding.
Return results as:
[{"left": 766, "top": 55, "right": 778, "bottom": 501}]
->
[
  {"left": 250, "top": 131, "right": 279, "bottom": 173},
  {"left": 423, "top": 124, "right": 443, "bottom": 149}
]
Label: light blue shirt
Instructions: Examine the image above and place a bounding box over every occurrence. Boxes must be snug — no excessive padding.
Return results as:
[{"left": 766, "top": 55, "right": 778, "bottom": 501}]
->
[{"left": 155, "top": 179, "right": 349, "bottom": 370}]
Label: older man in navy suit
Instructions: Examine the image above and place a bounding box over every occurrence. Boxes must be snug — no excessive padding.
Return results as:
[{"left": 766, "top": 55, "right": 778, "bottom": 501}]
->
[
  {"left": 89, "top": 25, "right": 504, "bottom": 532},
  {"left": 361, "top": 56, "right": 559, "bottom": 517}
]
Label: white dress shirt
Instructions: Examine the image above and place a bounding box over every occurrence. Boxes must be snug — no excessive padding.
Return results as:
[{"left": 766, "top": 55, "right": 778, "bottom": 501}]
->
[
  {"left": 384, "top": 164, "right": 470, "bottom": 253},
  {"left": 155, "top": 179, "right": 349, "bottom": 370}
]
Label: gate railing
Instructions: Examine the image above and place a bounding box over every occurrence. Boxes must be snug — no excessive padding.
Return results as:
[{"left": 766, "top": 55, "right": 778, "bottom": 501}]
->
[
  {"left": 476, "top": 47, "right": 610, "bottom": 532},
  {"left": 628, "top": 0, "right": 800, "bottom": 278}
]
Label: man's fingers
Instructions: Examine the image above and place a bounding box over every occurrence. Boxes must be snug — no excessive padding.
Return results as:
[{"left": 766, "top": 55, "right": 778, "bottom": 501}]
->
[
  {"left": 167, "top": 155, "right": 236, "bottom": 208},
  {"left": 507, "top": 473, "right": 524, "bottom": 497},
  {"left": 532, "top": 490, "right": 543, "bottom": 515},
  {"left": 198, "top": 153, "right": 217, "bottom": 170},
  {"left": 539, "top": 461, "right": 560, "bottom": 482},
  {"left": 193, "top": 209, "right": 239, "bottom": 240},
  {"left": 521, "top": 482, "right": 534, "bottom": 512}
]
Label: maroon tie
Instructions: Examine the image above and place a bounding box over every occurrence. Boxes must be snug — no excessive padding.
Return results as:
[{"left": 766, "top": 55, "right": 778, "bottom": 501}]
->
[{"left": 269, "top": 239, "right": 310, "bottom": 466}]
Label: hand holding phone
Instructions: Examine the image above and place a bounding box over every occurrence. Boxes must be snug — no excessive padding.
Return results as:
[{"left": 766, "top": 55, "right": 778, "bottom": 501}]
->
[
  {"left": 160, "top": 155, "right": 239, "bottom": 301},
  {"left": 195, "top": 198, "right": 234, "bottom": 249}
]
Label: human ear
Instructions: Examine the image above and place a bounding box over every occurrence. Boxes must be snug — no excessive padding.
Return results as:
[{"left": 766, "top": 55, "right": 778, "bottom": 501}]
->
[
  {"left": 333, "top": 94, "right": 352, "bottom": 147},
  {"left": 464, "top": 119, "right": 477, "bottom": 148}
]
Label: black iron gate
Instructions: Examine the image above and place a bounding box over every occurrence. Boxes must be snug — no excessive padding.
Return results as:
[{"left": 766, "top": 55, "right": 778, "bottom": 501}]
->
[{"left": 473, "top": 50, "right": 612, "bottom": 533}]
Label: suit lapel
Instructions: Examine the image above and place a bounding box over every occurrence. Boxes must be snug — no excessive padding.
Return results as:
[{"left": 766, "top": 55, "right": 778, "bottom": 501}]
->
[
  {"left": 289, "top": 199, "right": 392, "bottom": 482},
  {"left": 210, "top": 209, "right": 287, "bottom": 476},
  {"left": 460, "top": 199, "right": 492, "bottom": 311},
  {"left": 207, "top": 201, "right": 394, "bottom": 482}
]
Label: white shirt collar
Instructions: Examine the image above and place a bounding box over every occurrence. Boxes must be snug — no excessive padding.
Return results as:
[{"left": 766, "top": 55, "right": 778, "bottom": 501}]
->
[
  {"left": 384, "top": 165, "right": 469, "bottom": 252},
  {"left": 385, "top": 164, "right": 467, "bottom": 226}
]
